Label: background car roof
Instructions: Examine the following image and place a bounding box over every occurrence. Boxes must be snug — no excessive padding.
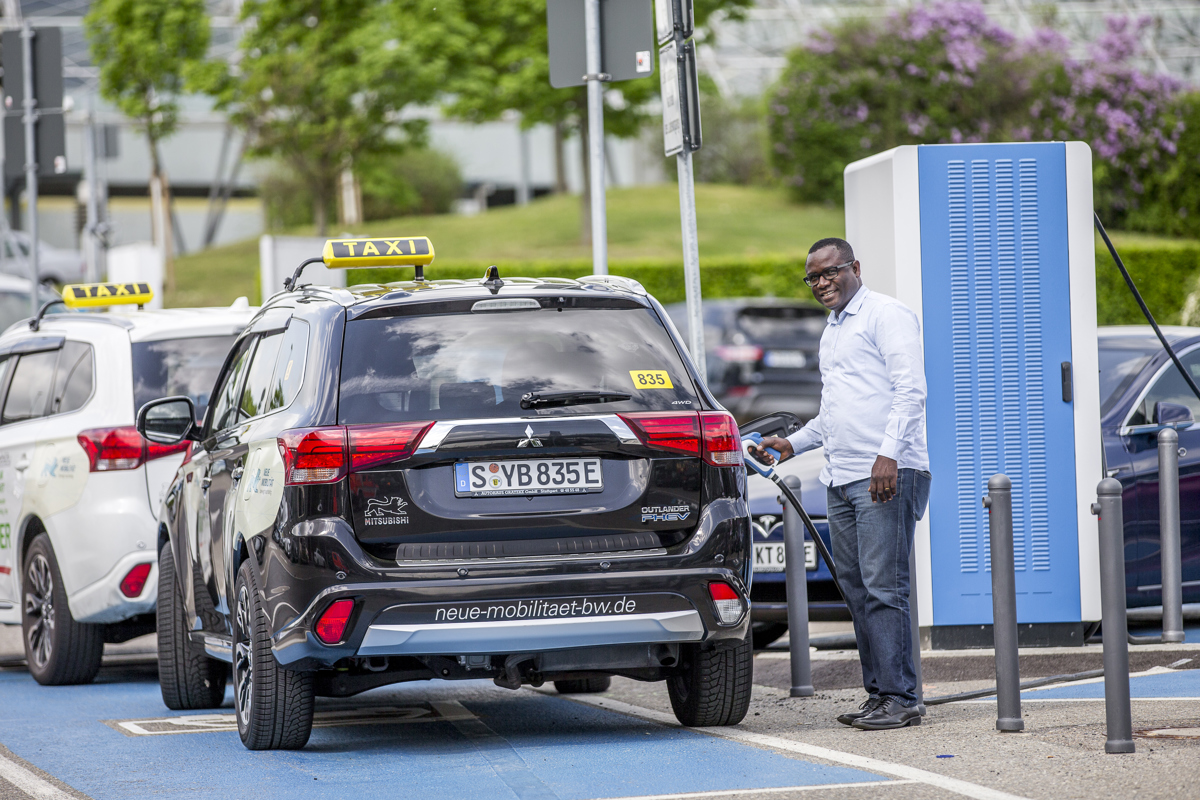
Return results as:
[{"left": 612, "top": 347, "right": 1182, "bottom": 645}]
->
[
  {"left": 0, "top": 301, "right": 258, "bottom": 343},
  {"left": 1098, "top": 325, "right": 1200, "bottom": 345}
]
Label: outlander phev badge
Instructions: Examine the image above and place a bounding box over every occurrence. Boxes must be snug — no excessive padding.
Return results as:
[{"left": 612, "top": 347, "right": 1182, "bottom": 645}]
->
[{"left": 517, "top": 424, "right": 543, "bottom": 448}]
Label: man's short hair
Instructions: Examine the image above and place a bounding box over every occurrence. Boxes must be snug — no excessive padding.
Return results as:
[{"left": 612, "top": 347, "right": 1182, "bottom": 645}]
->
[{"left": 808, "top": 237, "right": 854, "bottom": 263}]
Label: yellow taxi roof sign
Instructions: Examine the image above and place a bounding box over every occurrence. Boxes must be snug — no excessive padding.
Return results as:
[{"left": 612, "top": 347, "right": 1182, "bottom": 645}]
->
[
  {"left": 322, "top": 237, "right": 435, "bottom": 269},
  {"left": 62, "top": 282, "right": 154, "bottom": 309}
]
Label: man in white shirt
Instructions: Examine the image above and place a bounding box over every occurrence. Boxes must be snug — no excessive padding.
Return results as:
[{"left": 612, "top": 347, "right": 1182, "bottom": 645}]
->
[{"left": 753, "top": 237, "right": 931, "bottom": 730}]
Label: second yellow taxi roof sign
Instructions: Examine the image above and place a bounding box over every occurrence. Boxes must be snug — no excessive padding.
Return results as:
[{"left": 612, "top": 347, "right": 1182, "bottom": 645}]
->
[
  {"left": 62, "top": 282, "right": 154, "bottom": 309},
  {"left": 322, "top": 237, "right": 435, "bottom": 269}
]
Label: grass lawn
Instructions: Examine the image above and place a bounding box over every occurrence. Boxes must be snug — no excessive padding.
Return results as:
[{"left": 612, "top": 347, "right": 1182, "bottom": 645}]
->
[
  {"left": 166, "top": 181, "right": 1199, "bottom": 308},
  {"left": 168, "top": 184, "right": 844, "bottom": 307}
]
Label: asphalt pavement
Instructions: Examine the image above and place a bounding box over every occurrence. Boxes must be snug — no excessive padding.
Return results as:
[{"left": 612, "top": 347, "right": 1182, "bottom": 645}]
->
[{"left": 0, "top": 624, "right": 1197, "bottom": 800}]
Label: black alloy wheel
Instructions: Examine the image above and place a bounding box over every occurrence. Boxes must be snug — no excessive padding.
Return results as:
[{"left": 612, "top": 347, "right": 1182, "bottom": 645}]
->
[
  {"left": 667, "top": 630, "right": 753, "bottom": 727},
  {"left": 21, "top": 533, "right": 103, "bottom": 685},
  {"left": 157, "top": 544, "right": 227, "bottom": 709},
  {"left": 233, "top": 582, "right": 254, "bottom": 731}
]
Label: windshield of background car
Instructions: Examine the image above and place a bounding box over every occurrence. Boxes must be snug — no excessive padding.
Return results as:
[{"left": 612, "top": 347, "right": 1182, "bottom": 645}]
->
[
  {"left": 734, "top": 306, "right": 826, "bottom": 344},
  {"left": 339, "top": 303, "right": 701, "bottom": 423},
  {"left": 1098, "top": 337, "right": 1161, "bottom": 417},
  {"left": 132, "top": 335, "right": 238, "bottom": 420}
]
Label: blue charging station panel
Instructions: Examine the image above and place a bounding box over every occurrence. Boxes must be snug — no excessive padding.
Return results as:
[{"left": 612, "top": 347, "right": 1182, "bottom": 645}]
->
[{"left": 917, "top": 143, "right": 1082, "bottom": 625}]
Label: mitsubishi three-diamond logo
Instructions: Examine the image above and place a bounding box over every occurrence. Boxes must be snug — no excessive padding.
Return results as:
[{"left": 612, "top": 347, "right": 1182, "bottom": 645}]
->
[{"left": 517, "top": 424, "right": 543, "bottom": 448}]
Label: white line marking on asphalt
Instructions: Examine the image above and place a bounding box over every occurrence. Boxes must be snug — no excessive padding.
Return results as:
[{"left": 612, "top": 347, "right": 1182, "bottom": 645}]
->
[
  {"left": 105, "top": 703, "right": 474, "bottom": 735},
  {"left": 0, "top": 748, "right": 81, "bottom": 800},
  {"left": 591, "top": 779, "right": 918, "bottom": 800},
  {"left": 537, "top": 692, "right": 1033, "bottom": 800},
  {"left": 965, "top": 697, "right": 1200, "bottom": 704}
]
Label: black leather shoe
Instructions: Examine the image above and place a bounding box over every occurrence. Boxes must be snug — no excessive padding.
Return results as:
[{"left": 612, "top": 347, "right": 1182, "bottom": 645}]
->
[
  {"left": 850, "top": 697, "right": 922, "bottom": 730},
  {"left": 836, "top": 696, "right": 883, "bottom": 727}
]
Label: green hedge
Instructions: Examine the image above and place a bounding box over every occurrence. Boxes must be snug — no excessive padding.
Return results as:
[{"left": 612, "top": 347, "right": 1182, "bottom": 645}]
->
[{"left": 350, "top": 246, "right": 1200, "bottom": 325}]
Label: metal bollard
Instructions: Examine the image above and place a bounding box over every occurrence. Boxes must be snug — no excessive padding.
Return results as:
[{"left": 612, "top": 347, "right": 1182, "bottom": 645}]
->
[
  {"left": 1092, "top": 478, "right": 1135, "bottom": 754},
  {"left": 781, "top": 475, "right": 814, "bottom": 697},
  {"left": 909, "top": 545, "right": 925, "bottom": 715},
  {"left": 1158, "top": 428, "right": 1185, "bottom": 644},
  {"left": 983, "top": 475, "right": 1023, "bottom": 732}
]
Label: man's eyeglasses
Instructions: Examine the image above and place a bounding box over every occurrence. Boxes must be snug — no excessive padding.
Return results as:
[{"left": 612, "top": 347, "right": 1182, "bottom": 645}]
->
[{"left": 803, "top": 261, "right": 854, "bottom": 287}]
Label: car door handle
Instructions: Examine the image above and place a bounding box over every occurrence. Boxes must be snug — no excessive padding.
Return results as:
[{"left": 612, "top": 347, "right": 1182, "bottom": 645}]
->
[
  {"left": 14, "top": 456, "right": 29, "bottom": 472},
  {"left": 231, "top": 467, "right": 244, "bottom": 482},
  {"left": 200, "top": 477, "right": 212, "bottom": 489}
]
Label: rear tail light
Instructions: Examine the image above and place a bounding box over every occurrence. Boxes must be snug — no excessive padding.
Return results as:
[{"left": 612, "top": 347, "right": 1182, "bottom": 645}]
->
[
  {"left": 77, "top": 427, "right": 188, "bottom": 472},
  {"left": 708, "top": 582, "right": 744, "bottom": 625},
  {"left": 347, "top": 421, "right": 434, "bottom": 472},
  {"left": 278, "top": 427, "right": 347, "bottom": 485},
  {"left": 700, "top": 411, "right": 742, "bottom": 466},
  {"left": 119, "top": 563, "right": 153, "bottom": 598},
  {"left": 279, "top": 422, "right": 433, "bottom": 485},
  {"left": 618, "top": 412, "right": 701, "bottom": 456},
  {"left": 715, "top": 345, "right": 762, "bottom": 363},
  {"left": 314, "top": 598, "right": 356, "bottom": 644}
]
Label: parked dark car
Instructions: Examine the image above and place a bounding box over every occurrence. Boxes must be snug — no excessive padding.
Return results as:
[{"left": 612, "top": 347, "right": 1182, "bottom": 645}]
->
[
  {"left": 140, "top": 251, "right": 754, "bottom": 751},
  {"left": 665, "top": 299, "right": 826, "bottom": 423},
  {"left": 1099, "top": 326, "right": 1200, "bottom": 608}
]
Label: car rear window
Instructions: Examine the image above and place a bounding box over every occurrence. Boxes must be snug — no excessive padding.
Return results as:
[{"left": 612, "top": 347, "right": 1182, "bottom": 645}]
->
[
  {"left": 339, "top": 305, "right": 700, "bottom": 423},
  {"left": 735, "top": 306, "right": 826, "bottom": 343},
  {"left": 132, "top": 335, "right": 238, "bottom": 419}
]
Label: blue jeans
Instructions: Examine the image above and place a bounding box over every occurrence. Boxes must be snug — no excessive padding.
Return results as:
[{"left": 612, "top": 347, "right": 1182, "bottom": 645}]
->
[{"left": 827, "top": 469, "right": 932, "bottom": 706}]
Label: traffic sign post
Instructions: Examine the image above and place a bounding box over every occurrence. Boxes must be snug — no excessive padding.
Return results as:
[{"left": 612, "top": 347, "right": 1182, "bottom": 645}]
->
[
  {"left": 546, "top": 0, "right": 656, "bottom": 276},
  {"left": 657, "top": 1, "right": 705, "bottom": 383}
]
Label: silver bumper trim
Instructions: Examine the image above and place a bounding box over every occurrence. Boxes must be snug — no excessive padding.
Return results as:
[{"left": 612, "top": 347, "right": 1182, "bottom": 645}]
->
[{"left": 357, "top": 610, "right": 704, "bottom": 656}]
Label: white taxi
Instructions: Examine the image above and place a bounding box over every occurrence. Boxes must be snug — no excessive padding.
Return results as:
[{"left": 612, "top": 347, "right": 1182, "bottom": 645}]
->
[{"left": 0, "top": 283, "right": 255, "bottom": 684}]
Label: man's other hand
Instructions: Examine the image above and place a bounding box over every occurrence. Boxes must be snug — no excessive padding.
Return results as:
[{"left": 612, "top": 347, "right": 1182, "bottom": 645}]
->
[
  {"left": 870, "top": 455, "right": 898, "bottom": 503},
  {"left": 750, "top": 436, "right": 793, "bottom": 466}
]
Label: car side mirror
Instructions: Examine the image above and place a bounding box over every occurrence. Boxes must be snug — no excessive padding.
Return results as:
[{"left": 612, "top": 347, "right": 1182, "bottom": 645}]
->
[
  {"left": 1154, "top": 401, "right": 1195, "bottom": 429},
  {"left": 137, "top": 396, "right": 198, "bottom": 445}
]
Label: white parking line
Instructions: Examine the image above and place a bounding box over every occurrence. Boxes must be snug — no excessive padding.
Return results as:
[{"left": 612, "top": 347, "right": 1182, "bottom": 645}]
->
[
  {"left": 591, "top": 780, "right": 918, "bottom": 800},
  {"left": 0, "top": 746, "right": 82, "bottom": 800},
  {"left": 541, "top": 692, "right": 1032, "bottom": 800}
]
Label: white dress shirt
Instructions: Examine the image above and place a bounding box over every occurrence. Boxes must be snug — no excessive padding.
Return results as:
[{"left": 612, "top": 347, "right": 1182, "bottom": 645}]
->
[{"left": 785, "top": 285, "right": 929, "bottom": 487}]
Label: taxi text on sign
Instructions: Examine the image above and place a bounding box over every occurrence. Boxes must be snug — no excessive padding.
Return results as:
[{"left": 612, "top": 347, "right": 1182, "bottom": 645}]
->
[
  {"left": 61, "top": 282, "right": 154, "bottom": 308},
  {"left": 322, "top": 237, "right": 435, "bottom": 269}
]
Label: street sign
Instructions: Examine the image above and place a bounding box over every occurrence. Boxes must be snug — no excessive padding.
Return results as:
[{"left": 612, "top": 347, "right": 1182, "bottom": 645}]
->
[
  {"left": 1, "top": 27, "right": 65, "bottom": 179},
  {"left": 659, "top": 39, "right": 701, "bottom": 157},
  {"left": 547, "top": 0, "right": 656, "bottom": 88},
  {"left": 654, "top": 0, "right": 693, "bottom": 45}
]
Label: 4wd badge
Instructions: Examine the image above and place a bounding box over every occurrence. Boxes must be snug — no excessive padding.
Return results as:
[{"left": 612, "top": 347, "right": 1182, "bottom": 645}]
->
[{"left": 641, "top": 505, "right": 690, "bottom": 523}]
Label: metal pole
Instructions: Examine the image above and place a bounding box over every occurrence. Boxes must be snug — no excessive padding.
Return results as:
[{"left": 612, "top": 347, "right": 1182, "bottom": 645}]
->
[
  {"left": 21, "top": 21, "right": 39, "bottom": 315},
  {"left": 781, "top": 475, "right": 812, "bottom": 697},
  {"left": 1093, "top": 478, "right": 1135, "bottom": 754},
  {"left": 908, "top": 544, "right": 925, "bottom": 715},
  {"left": 583, "top": 0, "right": 607, "bottom": 275},
  {"left": 1158, "top": 428, "right": 1185, "bottom": 644},
  {"left": 83, "top": 101, "right": 101, "bottom": 284},
  {"left": 517, "top": 126, "right": 532, "bottom": 206},
  {"left": 984, "top": 474, "right": 1023, "bottom": 732},
  {"left": 676, "top": 149, "right": 706, "bottom": 384}
]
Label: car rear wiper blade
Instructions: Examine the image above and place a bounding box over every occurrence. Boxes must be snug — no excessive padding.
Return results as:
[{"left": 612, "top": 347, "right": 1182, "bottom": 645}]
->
[{"left": 520, "top": 390, "right": 632, "bottom": 410}]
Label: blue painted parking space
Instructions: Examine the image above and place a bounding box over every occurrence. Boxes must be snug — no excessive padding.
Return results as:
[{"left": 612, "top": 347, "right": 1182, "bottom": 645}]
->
[
  {"left": 1025, "top": 667, "right": 1200, "bottom": 700},
  {"left": 0, "top": 665, "right": 885, "bottom": 800}
]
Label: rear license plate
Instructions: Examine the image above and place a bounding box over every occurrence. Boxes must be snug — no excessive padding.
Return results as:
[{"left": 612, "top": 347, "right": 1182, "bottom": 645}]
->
[
  {"left": 763, "top": 350, "right": 807, "bottom": 369},
  {"left": 454, "top": 458, "right": 603, "bottom": 497},
  {"left": 752, "top": 541, "right": 817, "bottom": 572}
]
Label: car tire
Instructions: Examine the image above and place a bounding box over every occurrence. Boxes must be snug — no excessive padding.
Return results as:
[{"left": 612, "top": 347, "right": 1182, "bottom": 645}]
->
[
  {"left": 667, "top": 630, "right": 752, "bottom": 727},
  {"left": 21, "top": 533, "right": 104, "bottom": 686},
  {"left": 553, "top": 675, "right": 612, "bottom": 694},
  {"left": 157, "top": 544, "right": 227, "bottom": 710},
  {"left": 233, "top": 560, "right": 313, "bottom": 750},
  {"left": 752, "top": 622, "right": 788, "bottom": 650}
]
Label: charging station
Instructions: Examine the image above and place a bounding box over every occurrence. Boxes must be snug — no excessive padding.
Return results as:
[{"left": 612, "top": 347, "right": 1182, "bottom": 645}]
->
[{"left": 844, "top": 142, "right": 1103, "bottom": 648}]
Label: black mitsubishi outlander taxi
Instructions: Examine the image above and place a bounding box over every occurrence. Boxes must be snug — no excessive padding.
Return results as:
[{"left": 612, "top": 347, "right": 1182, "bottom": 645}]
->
[{"left": 139, "top": 238, "right": 752, "bottom": 750}]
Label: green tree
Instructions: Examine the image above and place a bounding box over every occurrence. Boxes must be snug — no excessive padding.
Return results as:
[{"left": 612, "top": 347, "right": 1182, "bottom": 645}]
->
[
  {"left": 205, "top": 0, "right": 461, "bottom": 234},
  {"left": 444, "top": 0, "right": 753, "bottom": 240},
  {"left": 85, "top": 0, "right": 211, "bottom": 287}
]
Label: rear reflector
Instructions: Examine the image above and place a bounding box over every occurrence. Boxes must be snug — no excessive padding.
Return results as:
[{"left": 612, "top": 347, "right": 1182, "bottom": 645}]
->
[
  {"left": 617, "top": 412, "right": 701, "bottom": 457},
  {"left": 78, "top": 427, "right": 188, "bottom": 472},
  {"left": 119, "top": 563, "right": 153, "bottom": 598},
  {"left": 708, "top": 582, "right": 743, "bottom": 625},
  {"left": 347, "top": 421, "right": 434, "bottom": 472},
  {"left": 279, "top": 427, "right": 347, "bottom": 485},
  {"left": 315, "top": 598, "right": 356, "bottom": 644},
  {"left": 700, "top": 411, "right": 742, "bottom": 466}
]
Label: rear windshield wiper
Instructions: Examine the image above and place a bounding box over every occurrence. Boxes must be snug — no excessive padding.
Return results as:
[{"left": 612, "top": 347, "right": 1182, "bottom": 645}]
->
[{"left": 520, "top": 390, "right": 632, "bottom": 410}]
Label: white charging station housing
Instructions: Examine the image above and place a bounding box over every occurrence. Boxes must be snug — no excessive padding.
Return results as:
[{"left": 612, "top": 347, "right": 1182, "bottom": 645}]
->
[{"left": 844, "top": 142, "right": 1102, "bottom": 647}]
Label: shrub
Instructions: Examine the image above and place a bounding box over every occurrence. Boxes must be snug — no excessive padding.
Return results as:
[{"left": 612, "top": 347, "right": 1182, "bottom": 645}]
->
[
  {"left": 359, "top": 149, "right": 463, "bottom": 219},
  {"left": 1095, "top": 245, "right": 1200, "bottom": 326}
]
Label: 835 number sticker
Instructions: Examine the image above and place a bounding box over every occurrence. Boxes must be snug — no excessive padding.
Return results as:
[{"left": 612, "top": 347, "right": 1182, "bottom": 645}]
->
[{"left": 629, "top": 370, "right": 673, "bottom": 389}]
